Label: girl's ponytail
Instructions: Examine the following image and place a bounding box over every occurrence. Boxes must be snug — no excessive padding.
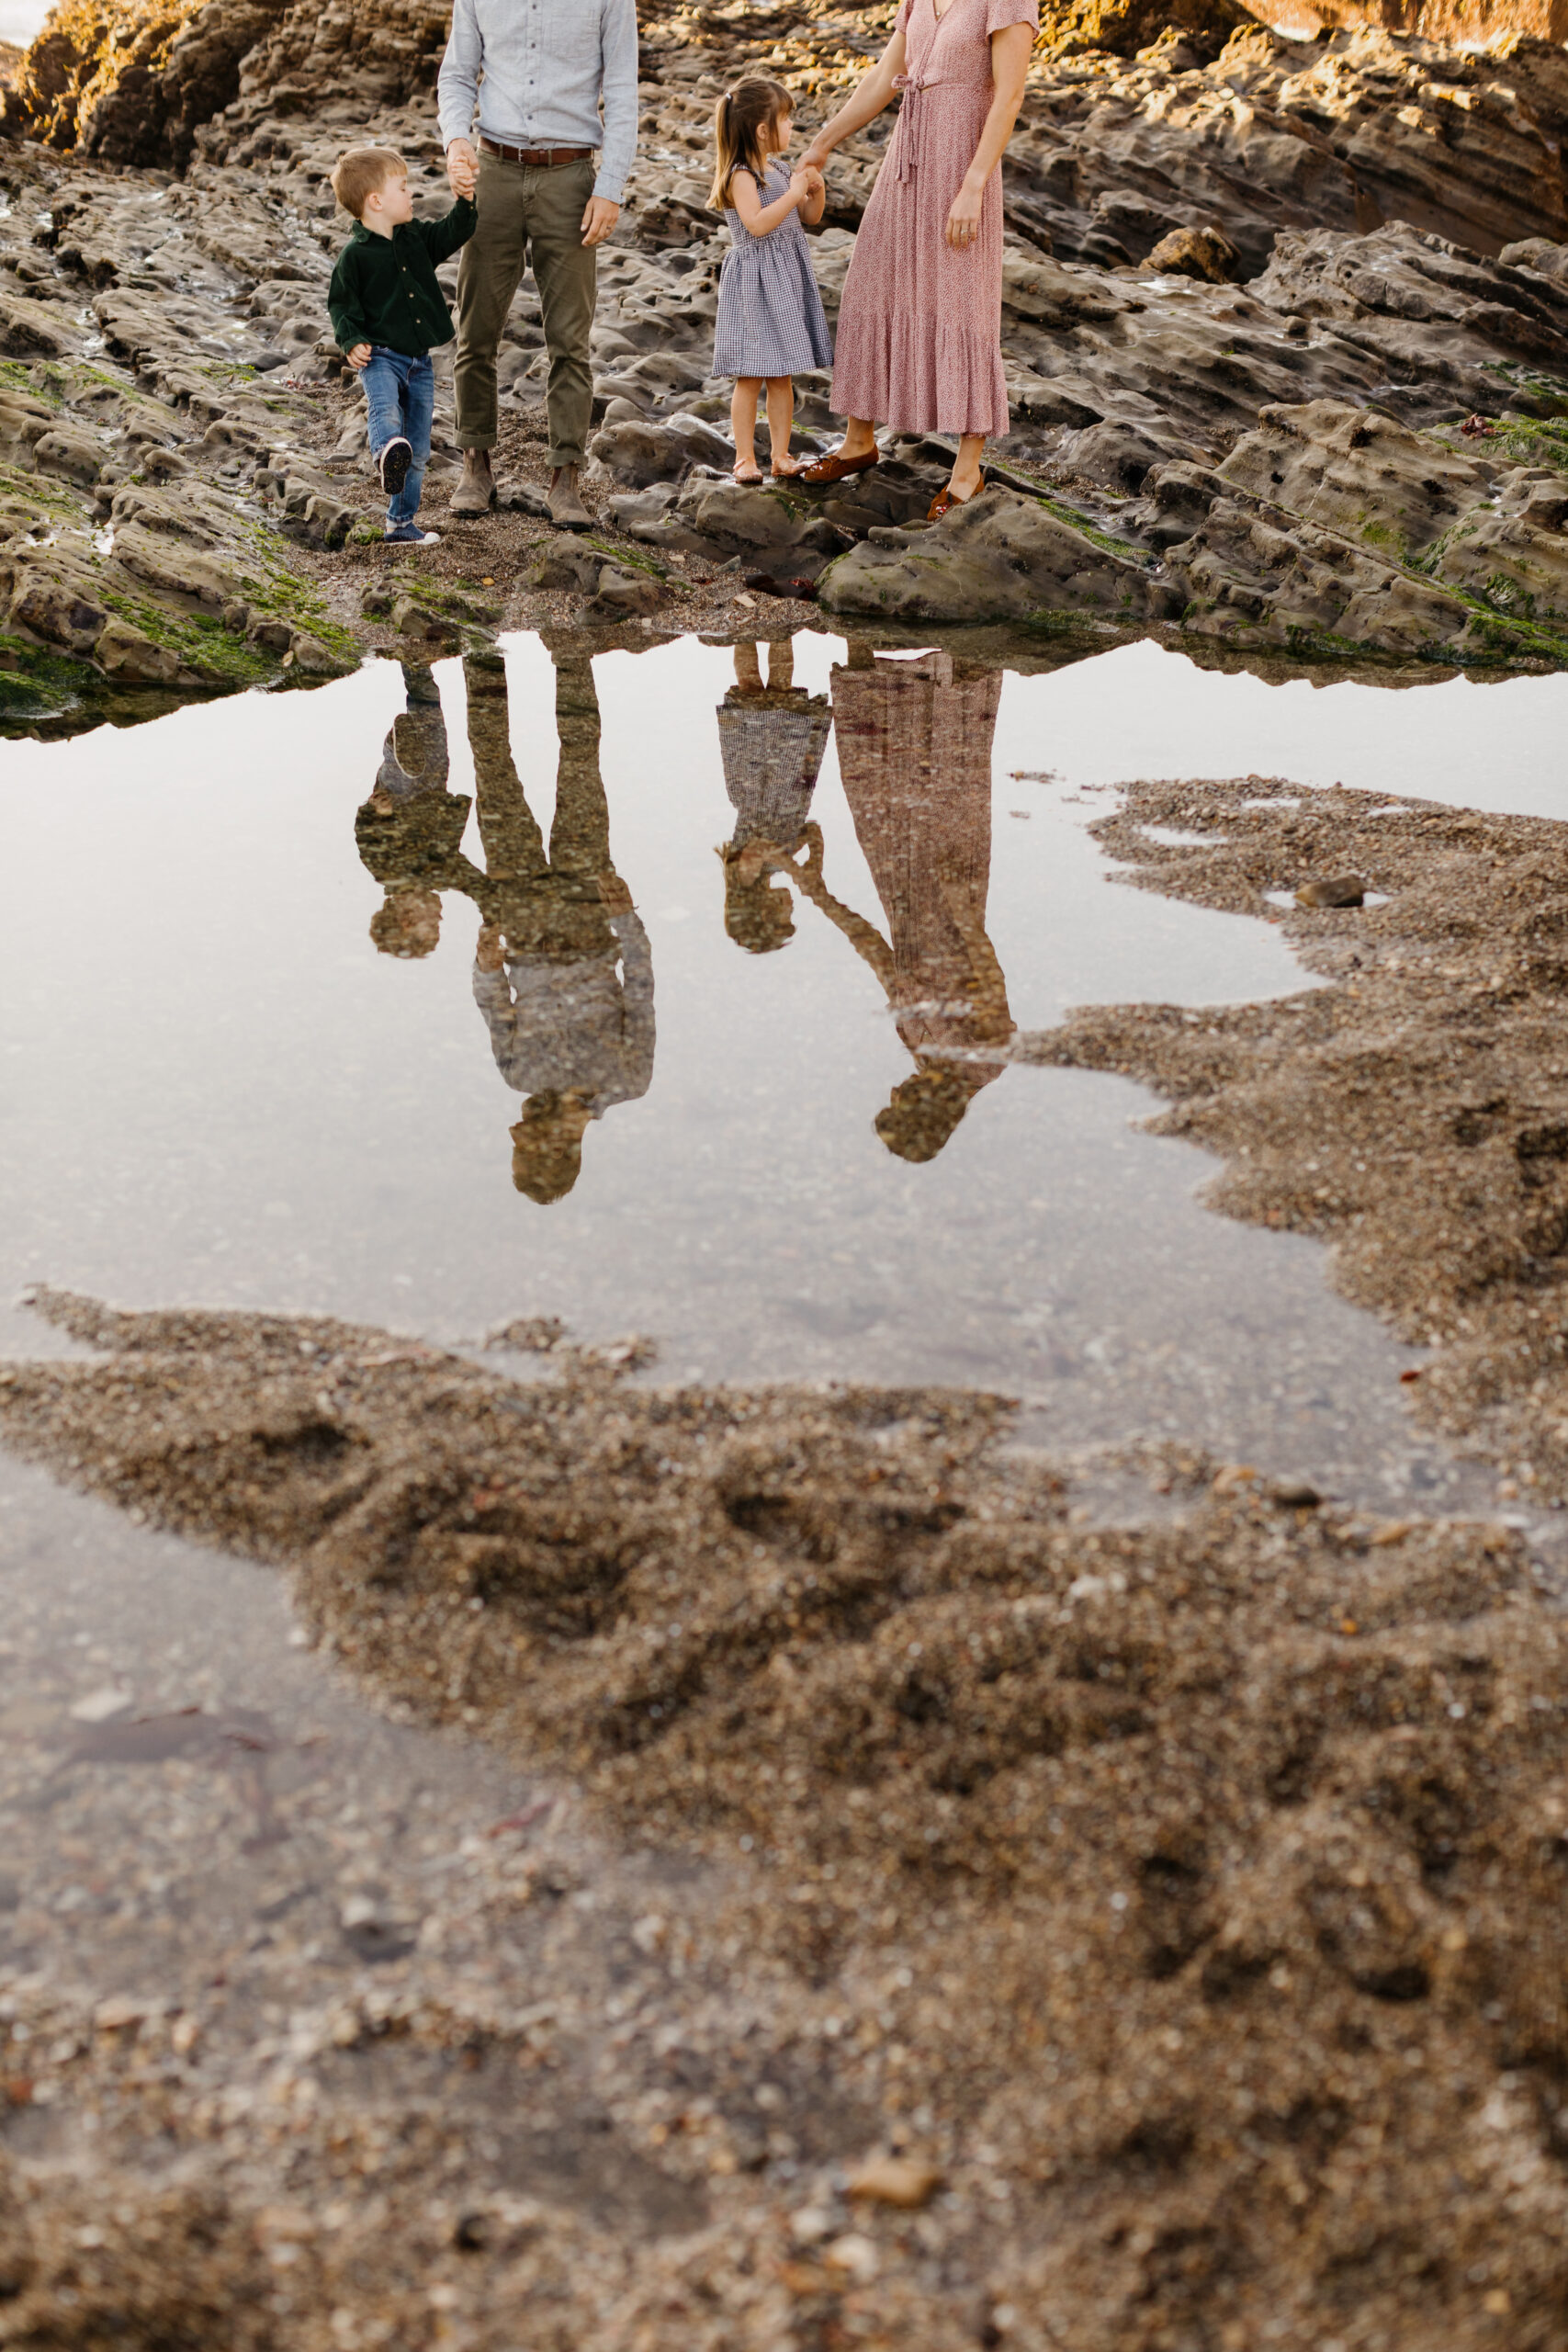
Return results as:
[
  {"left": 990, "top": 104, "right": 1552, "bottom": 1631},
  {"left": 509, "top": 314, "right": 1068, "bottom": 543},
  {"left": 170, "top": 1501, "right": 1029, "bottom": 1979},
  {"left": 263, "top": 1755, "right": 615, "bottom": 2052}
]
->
[{"left": 708, "top": 75, "right": 794, "bottom": 212}]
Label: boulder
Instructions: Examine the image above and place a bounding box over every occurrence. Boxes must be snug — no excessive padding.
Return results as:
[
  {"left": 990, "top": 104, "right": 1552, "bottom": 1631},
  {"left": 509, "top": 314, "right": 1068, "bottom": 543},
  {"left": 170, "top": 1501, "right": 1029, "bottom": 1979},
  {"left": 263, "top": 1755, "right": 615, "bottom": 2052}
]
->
[
  {"left": 112, "top": 522, "right": 241, "bottom": 607},
  {"left": 1142, "top": 224, "right": 1240, "bottom": 284},
  {"left": 817, "top": 485, "right": 1178, "bottom": 624},
  {"left": 1209, "top": 399, "right": 1568, "bottom": 630},
  {"left": 1056, "top": 419, "right": 1202, "bottom": 492},
  {"left": 499, "top": 482, "right": 552, "bottom": 520},
  {"left": 589, "top": 413, "right": 734, "bottom": 490},
  {"left": 588, "top": 566, "right": 667, "bottom": 618},
  {"left": 95, "top": 614, "right": 182, "bottom": 683},
  {"left": 0, "top": 290, "right": 71, "bottom": 358},
  {"left": 1248, "top": 224, "right": 1568, "bottom": 396},
  {"left": 1162, "top": 492, "right": 1552, "bottom": 659},
  {"left": 10, "top": 576, "right": 107, "bottom": 654},
  {"left": 1122, "top": 458, "right": 1228, "bottom": 549},
  {"left": 1499, "top": 238, "right": 1568, "bottom": 288},
  {"left": 528, "top": 541, "right": 607, "bottom": 594},
  {"left": 1217, "top": 401, "right": 1492, "bottom": 562}
]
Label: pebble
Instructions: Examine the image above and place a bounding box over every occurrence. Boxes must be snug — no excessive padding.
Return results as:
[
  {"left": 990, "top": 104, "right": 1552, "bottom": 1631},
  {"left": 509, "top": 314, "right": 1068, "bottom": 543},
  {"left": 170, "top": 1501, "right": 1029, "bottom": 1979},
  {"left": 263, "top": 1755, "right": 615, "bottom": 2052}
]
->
[{"left": 1296, "top": 874, "right": 1366, "bottom": 909}]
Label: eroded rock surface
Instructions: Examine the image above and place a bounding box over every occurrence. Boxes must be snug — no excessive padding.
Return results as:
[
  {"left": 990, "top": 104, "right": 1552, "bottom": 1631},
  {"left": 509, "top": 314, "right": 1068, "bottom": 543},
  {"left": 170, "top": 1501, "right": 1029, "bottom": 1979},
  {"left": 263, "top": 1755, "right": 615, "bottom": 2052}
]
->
[{"left": 1, "top": 0, "right": 1568, "bottom": 695}]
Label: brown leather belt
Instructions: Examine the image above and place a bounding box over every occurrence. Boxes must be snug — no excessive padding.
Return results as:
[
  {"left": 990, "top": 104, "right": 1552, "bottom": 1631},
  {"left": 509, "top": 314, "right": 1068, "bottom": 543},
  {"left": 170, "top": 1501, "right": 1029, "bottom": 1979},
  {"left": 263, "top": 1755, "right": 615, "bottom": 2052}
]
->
[{"left": 479, "top": 136, "right": 593, "bottom": 167}]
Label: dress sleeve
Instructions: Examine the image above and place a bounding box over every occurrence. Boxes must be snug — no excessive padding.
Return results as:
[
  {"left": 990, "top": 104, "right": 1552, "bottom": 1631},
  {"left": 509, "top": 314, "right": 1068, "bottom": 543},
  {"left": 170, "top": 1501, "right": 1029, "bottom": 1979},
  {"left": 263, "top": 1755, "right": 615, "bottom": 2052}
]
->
[
  {"left": 985, "top": 0, "right": 1038, "bottom": 28},
  {"left": 894, "top": 0, "right": 914, "bottom": 33}
]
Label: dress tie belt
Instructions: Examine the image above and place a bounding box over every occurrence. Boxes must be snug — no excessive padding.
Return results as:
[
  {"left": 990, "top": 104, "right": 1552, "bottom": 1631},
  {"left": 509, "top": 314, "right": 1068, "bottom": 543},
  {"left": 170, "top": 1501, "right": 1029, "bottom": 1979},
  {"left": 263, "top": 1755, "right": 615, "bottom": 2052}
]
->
[
  {"left": 891, "top": 74, "right": 987, "bottom": 182},
  {"left": 891, "top": 74, "right": 931, "bottom": 183}
]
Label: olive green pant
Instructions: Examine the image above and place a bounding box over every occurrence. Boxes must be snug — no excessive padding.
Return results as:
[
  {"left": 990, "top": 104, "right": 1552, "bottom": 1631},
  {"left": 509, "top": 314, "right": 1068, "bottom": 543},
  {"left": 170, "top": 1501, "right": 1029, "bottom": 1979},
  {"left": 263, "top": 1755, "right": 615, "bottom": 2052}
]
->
[
  {"left": 464, "top": 652, "right": 615, "bottom": 959},
  {"left": 455, "top": 152, "right": 596, "bottom": 470}
]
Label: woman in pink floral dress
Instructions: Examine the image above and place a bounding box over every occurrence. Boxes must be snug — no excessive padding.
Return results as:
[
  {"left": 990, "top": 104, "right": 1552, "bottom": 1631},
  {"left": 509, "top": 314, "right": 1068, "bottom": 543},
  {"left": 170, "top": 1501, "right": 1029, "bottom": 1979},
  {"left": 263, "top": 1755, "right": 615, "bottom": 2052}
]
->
[{"left": 798, "top": 0, "right": 1037, "bottom": 518}]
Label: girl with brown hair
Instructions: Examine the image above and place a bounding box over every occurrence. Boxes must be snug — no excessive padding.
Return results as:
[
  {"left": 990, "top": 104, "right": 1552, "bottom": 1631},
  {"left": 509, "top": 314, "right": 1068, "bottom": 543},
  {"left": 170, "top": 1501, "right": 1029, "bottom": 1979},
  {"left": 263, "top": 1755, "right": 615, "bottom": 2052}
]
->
[{"left": 709, "top": 76, "right": 834, "bottom": 484}]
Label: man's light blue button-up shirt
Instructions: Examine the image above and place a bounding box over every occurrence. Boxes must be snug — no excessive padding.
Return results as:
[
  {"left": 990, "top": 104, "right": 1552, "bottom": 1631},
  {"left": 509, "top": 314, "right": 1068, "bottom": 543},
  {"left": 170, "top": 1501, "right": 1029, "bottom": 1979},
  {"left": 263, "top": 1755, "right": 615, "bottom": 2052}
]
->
[{"left": 436, "top": 0, "right": 639, "bottom": 205}]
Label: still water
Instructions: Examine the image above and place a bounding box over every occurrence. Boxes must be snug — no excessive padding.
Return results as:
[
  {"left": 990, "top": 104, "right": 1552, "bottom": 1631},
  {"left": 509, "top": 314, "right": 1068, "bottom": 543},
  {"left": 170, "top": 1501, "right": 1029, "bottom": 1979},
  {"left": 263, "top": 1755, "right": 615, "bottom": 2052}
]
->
[{"left": 4, "top": 628, "right": 1561, "bottom": 1503}]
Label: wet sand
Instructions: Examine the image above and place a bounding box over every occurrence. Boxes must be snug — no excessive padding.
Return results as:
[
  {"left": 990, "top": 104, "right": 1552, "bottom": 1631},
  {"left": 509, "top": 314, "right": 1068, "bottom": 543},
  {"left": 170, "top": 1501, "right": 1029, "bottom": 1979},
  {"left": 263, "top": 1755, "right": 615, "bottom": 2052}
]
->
[{"left": 2, "top": 1137, "right": 1568, "bottom": 2350}]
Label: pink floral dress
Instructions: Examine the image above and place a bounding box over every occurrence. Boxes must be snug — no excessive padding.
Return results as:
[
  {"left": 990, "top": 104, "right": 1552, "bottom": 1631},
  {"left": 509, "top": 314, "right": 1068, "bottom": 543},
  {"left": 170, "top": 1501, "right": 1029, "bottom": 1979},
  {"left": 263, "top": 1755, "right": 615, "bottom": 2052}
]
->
[{"left": 830, "top": 0, "right": 1038, "bottom": 439}]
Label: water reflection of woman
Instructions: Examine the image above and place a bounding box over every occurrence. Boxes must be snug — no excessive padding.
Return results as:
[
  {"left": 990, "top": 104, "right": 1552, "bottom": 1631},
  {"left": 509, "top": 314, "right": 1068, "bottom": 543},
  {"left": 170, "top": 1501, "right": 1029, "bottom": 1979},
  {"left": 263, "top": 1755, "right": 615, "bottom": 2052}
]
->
[
  {"left": 716, "top": 639, "right": 831, "bottom": 954},
  {"left": 790, "top": 643, "right": 1014, "bottom": 1160}
]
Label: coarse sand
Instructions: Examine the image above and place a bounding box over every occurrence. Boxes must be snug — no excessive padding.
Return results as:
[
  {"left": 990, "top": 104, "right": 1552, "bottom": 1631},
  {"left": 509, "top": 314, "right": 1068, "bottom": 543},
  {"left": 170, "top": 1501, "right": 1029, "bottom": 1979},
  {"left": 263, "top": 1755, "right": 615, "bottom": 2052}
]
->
[{"left": 2, "top": 1181, "right": 1568, "bottom": 2349}]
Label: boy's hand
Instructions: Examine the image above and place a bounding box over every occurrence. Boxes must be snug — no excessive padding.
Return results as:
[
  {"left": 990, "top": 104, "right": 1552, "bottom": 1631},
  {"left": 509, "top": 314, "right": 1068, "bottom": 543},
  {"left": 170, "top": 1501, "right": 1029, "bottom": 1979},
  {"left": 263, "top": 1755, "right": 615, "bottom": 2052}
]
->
[
  {"left": 346, "top": 342, "right": 372, "bottom": 369},
  {"left": 476, "top": 921, "right": 505, "bottom": 972},
  {"left": 446, "top": 138, "right": 478, "bottom": 198},
  {"left": 597, "top": 873, "right": 633, "bottom": 912}
]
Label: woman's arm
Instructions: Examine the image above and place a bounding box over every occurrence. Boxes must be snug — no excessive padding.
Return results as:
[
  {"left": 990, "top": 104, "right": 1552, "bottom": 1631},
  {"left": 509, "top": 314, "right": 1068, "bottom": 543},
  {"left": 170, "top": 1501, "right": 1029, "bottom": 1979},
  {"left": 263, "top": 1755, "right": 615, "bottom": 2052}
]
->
[
  {"left": 728, "top": 166, "right": 812, "bottom": 239},
  {"left": 785, "top": 826, "right": 897, "bottom": 996},
  {"left": 943, "top": 20, "right": 1033, "bottom": 250},
  {"left": 799, "top": 27, "right": 908, "bottom": 173}
]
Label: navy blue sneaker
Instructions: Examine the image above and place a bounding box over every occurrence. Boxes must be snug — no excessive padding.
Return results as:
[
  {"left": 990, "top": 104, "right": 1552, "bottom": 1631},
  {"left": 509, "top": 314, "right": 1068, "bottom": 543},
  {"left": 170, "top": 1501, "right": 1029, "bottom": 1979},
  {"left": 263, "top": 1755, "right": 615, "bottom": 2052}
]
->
[
  {"left": 378, "top": 436, "right": 412, "bottom": 496},
  {"left": 383, "top": 523, "right": 441, "bottom": 547}
]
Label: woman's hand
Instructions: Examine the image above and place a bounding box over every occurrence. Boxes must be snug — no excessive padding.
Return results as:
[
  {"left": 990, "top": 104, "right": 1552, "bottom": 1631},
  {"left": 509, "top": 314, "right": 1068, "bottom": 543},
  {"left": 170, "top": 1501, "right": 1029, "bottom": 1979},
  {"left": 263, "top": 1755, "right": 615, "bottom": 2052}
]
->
[{"left": 945, "top": 178, "right": 984, "bottom": 251}]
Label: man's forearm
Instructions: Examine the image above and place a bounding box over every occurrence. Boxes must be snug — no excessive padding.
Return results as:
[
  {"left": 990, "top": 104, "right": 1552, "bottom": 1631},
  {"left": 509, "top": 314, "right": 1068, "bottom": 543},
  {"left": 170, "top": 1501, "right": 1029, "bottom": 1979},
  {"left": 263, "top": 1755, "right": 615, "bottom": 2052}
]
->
[
  {"left": 593, "top": 0, "right": 639, "bottom": 202},
  {"left": 436, "top": 0, "right": 481, "bottom": 151}
]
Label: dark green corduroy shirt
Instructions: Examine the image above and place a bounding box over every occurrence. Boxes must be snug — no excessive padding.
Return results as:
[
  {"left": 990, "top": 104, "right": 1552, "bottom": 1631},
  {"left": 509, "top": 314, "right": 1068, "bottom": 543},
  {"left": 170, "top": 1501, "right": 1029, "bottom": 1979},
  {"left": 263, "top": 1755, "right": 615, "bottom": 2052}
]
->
[{"left": 328, "top": 198, "right": 478, "bottom": 358}]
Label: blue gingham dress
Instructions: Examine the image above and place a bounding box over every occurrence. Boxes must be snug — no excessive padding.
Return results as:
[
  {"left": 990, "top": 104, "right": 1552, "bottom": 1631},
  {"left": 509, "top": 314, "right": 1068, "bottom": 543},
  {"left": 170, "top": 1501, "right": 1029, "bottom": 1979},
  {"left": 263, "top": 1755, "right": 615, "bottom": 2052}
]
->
[{"left": 713, "top": 161, "right": 834, "bottom": 379}]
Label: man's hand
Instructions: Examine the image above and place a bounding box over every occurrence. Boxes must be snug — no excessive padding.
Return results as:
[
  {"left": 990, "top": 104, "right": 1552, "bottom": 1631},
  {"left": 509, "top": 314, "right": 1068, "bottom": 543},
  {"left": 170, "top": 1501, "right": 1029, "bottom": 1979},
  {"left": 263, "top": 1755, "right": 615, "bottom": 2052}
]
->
[
  {"left": 476, "top": 920, "right": 506, "bottom": 972},
  {"left": 346, "top": 342, "right": 372, "bottom": 369},
  {"left": 446, "top": 138, "right": 478, "bottom": 199},
  {"left": 581, "top": 195, "right": 620, "bottom": 247}
]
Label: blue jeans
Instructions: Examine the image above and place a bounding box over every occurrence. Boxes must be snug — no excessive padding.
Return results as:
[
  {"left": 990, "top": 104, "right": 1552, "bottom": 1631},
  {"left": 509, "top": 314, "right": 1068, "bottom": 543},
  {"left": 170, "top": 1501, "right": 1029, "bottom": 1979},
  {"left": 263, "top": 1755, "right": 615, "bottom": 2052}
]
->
[{"left": 362, "top": 346, "right": 434, "bottom": 528}]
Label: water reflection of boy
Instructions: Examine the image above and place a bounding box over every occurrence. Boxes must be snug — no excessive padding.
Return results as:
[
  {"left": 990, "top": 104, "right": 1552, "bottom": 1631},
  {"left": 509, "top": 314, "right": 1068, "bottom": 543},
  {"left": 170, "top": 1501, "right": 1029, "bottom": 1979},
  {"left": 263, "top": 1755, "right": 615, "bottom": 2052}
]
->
[
  {"left": 354, "top": 662, "right": 471, "bottom": 959},
  {"left": 716, "top": 638, "right": 831, "bottom": 955},
  {"left": 787, "top": 642, "right": 1014, "bottom": 1161},
  {"left": 458, "top": 646, "right": 655, "bottom": 1203}
]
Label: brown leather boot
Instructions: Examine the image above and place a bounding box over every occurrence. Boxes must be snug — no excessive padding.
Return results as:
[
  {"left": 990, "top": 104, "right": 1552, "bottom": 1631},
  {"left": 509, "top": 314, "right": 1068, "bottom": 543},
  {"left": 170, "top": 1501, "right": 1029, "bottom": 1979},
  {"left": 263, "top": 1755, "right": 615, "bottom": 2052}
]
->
[
  {"left": 547, "top": 464, "right": 592, "bottom": 530},
  {"left": 449, "top": 448, "right": 495, "bottom": 516}
]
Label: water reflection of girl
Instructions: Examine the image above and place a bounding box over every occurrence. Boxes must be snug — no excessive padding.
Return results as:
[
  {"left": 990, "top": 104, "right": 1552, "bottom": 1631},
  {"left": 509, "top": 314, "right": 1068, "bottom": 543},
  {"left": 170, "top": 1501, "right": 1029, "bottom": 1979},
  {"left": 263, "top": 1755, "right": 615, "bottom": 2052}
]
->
[
  {"left": 715, "top": 639, "right": 831, "bottom": 954},
  {"left": 789, "top": 643, "right": 1014, "bottom": 1160}
]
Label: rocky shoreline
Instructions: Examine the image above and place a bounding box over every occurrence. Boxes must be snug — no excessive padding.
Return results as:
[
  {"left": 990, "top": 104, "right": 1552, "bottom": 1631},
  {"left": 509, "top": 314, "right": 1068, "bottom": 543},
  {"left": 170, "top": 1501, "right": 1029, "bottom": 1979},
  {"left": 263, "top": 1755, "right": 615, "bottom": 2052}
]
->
[
  {"left": 4, "top": 2, "right": 1568, "bottom": 724},
  {"left": 8, "top": 0, "right": 1568, "bottom": 2343}
]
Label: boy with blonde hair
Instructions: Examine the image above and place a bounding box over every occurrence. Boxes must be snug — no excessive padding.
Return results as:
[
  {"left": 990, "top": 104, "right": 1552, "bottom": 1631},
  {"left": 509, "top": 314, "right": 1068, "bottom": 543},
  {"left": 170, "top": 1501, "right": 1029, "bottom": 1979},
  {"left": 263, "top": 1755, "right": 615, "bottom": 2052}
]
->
[{"left": 327, "top": 146, "right": 477, "bottom": 545}]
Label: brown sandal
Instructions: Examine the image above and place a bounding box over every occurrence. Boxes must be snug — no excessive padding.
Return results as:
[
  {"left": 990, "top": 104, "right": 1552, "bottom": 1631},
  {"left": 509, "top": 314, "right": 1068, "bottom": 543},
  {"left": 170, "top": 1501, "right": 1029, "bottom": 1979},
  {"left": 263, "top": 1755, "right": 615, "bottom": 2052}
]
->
[
  {"left": 798, "top": 447, "right": 881, "bottom": 484},
  {"left": 928, "top": 483, "right": 976, "bottom": 521}
]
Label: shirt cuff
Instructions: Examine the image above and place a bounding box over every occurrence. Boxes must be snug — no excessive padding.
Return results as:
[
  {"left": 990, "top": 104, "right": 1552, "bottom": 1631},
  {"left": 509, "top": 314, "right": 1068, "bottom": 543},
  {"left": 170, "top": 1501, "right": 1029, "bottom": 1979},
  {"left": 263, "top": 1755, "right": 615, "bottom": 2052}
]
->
[{"left": 592, "top": 172, "right": 625, "bottom": 204}]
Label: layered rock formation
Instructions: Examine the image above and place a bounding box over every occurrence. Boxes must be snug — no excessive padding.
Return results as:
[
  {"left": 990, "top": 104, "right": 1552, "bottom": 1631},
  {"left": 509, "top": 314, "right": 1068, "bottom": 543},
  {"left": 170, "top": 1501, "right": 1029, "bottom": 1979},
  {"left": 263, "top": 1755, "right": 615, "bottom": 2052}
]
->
[{"left": 3, "top": 0, "right": 1568, "bottom": 718}]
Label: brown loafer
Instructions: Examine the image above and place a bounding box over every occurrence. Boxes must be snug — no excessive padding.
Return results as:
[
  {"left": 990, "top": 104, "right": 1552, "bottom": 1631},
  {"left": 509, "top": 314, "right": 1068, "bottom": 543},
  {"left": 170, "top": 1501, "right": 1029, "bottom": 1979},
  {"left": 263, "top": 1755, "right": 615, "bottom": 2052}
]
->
[
  {"left": 928, "top": 484, "right": 976, "bottom": 521},
  {"left": 798, "top": 447, "right": 881, "bottom": 484}
]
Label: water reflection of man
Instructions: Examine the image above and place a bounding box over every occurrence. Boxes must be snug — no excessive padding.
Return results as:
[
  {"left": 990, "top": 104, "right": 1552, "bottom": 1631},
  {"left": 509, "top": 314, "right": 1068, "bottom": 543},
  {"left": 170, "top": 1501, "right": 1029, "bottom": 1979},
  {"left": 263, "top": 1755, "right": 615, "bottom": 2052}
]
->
[
  {"left": 355, "top": 662, "right": 470, "bottom": 957},
  {"left": 459, "top": 643, "right": 654, "bottom": 1203},
  {"left": 715, "top": 639, "right": 831, "bottom": 955},
  {"left": 788, "top": 642, "right": 1014, "bottom": 1161}
]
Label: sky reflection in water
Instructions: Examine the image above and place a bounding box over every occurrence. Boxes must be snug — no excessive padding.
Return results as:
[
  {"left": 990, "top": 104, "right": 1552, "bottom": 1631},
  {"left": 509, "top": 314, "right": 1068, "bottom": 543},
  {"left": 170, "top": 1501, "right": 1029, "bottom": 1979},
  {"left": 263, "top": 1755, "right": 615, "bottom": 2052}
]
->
[{"left": 4, "top": 630, "right": 1562, "bottom": 1498}]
